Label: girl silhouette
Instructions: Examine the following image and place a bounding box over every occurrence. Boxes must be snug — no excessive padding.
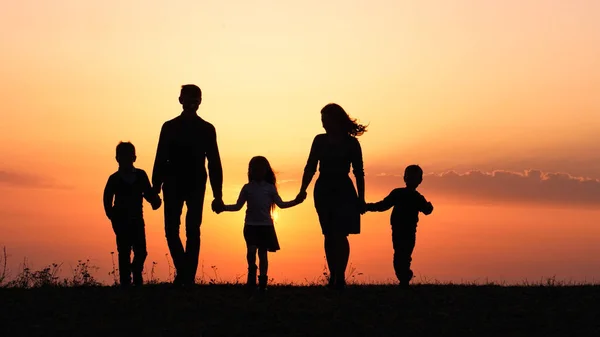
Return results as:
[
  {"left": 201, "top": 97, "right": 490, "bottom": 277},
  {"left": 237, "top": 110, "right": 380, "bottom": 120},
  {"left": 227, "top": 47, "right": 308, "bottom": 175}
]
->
[
  {"left": 297, "top": 103, "right": 367, "bottom": 289},
  {"left": 218, "top": 156, "right": 304, "bottom": 291}
]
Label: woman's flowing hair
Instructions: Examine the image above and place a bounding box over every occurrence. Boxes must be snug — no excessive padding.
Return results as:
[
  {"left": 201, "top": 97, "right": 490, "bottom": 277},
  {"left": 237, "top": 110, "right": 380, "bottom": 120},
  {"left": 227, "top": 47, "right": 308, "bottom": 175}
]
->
[{"left": 321, "top": 103, "right": 368, "bottom": 137}]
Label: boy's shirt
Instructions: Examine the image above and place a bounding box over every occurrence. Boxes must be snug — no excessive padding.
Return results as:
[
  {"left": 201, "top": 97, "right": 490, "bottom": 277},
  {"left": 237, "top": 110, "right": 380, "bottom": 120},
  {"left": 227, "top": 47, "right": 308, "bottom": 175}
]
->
[
  {"left": 103, "top": 168, "right": 159, "bottom": 221},
  {"left": 367, "top": 187, "right": 433, "bottom": 232}
]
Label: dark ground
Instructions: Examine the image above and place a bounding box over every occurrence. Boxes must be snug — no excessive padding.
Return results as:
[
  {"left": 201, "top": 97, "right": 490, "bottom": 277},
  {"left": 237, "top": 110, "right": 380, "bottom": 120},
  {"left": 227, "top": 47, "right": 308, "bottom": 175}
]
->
[{"left": 1, "top": 284, "right": 599, "bottom": 337}]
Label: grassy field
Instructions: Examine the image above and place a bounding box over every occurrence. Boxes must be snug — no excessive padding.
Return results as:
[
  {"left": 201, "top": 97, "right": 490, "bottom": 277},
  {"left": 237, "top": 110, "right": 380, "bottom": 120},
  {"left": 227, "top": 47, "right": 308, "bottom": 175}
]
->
[{"left": 1, "top": 283, "right": 599, "bottom": 337}]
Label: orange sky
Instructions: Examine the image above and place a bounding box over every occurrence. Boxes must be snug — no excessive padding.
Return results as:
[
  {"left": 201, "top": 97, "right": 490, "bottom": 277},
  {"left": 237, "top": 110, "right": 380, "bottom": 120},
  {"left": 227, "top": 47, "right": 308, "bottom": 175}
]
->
[{"left": 1, "top": 0, "right": 599, "bottom": 285}]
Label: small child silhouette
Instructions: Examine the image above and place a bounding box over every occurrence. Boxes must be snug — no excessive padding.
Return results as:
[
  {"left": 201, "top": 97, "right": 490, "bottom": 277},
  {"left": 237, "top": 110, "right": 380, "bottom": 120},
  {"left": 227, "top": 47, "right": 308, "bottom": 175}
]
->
[
  {"left": 365, "top": 165, "right": 433, "bottom": 287},
  {"left": 213, "top": 156, "right": 305, "bottom": 292},
  {"left": 103, "top": 142, "right": 162, "bottom": 287}
]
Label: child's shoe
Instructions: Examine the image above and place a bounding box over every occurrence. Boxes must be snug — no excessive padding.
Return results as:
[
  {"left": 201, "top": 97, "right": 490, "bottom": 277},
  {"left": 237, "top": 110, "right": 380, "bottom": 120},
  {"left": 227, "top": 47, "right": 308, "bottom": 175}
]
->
[
  {"left": 247, "top": 265, "right": 257, "bottom": 290},
  {"left": 258, "top": 275, "right": 268, "bottom": 292}
]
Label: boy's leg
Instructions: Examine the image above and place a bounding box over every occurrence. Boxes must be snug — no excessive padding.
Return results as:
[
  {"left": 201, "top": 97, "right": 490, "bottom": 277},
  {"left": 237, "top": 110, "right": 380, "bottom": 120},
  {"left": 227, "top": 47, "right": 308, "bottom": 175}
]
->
[
  {"left": 115, "top": 223, "right": 132, "bottom": 287},
  {"left": 257, "top": 248, "right": 268, "bottom": 291},
  {"left": 183, "top": 183, "right": 206, "bottom": 285},
  {"left": 246, "top": 245, "right": 258, "bottom": 288},
  {"left": 131, "top": 219, "right": 148, "bottom": 286},
  {"left": 163, "top": 184, "right": 186, "bottom": 284},
  {"left": 392, "top": 230, "right": 416, "bottom": 287}
]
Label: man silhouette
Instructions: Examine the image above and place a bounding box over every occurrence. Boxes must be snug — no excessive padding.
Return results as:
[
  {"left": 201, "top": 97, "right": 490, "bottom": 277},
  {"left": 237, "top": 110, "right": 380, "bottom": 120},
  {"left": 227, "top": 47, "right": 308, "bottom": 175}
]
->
[{"left": 152, "top": 84, "right": 224, "bottom": 286}]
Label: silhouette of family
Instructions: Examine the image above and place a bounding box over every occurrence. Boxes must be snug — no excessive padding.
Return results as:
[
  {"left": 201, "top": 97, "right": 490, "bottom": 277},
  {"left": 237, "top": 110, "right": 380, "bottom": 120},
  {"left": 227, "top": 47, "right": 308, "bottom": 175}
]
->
[{"left": 103, "top": 84, "right": 433, "bottom": 291}]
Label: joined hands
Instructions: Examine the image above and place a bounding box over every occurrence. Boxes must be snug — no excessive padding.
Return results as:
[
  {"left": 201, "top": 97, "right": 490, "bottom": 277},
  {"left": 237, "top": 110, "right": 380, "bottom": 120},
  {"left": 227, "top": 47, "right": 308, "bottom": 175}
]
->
[
  {"left": 211, "top": 198, "right": 225, "bottom": 214},
  {"left": 151, "top": 197, "right": 162, "bottom": 211},
  {"left": 295, "top": 190, "right": 307, "bottom": 204}
]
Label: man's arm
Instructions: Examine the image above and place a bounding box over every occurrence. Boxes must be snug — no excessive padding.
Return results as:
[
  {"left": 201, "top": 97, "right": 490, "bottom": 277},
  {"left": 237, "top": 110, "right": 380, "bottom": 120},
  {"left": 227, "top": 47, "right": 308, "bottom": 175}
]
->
[
  {"left": 151, "top": 123, "right": 169, "bottom": 194},
  {"left": 206, "top": 124, "right": 223, "bottom": 200},
  {"left": 103, "top": 176, "right": 115, "bottom": 220}
]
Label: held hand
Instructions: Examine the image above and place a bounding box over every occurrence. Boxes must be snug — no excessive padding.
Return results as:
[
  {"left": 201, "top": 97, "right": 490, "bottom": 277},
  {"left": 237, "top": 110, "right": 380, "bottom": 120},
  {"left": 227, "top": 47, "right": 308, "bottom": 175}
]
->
[
  {"left": 297, "top": 190, "right": 307, "bottom": 201},
  {"left": 151, "top": 197, "right": 162, "bottom": 210},
  {"left": 358, "top": 199, "right": 367, "bottom": 214},
  {"left": 211, "top": 198, "right": 224, "bottom": 214}
]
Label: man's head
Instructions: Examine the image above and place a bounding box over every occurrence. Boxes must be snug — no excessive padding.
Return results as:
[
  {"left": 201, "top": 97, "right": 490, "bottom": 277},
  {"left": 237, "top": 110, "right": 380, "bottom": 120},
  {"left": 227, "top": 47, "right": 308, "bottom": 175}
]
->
[
  {"left": 179, "top": 84, "right": 202, "bottom": 112},
  {"left": 404, "top": 164, "right": 423, "bottom": 189}
]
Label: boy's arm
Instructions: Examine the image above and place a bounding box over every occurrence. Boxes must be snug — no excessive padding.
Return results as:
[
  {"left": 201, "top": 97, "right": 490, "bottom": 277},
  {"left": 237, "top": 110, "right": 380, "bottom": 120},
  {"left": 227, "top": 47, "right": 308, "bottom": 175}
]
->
[
  {"left": 420, "top": 194, "right": 434, "bottom": 215},
  {"left": 103, "top": 176, "right": 115, "bottom": 220},
  {"left": 152, "top": 123, "right": 169, "bottom": 194},
  {"left": 366, "top": 190, "right": 397, "bottom": 212},
  {"left": 222, "top": 186, "right": 246, "bottom": 212},
  {"left": 141, "top": 170, "right": 161, "bottom": 209},
  {"left": 206, "top": 124, "right": 223, "bottom": 200}
]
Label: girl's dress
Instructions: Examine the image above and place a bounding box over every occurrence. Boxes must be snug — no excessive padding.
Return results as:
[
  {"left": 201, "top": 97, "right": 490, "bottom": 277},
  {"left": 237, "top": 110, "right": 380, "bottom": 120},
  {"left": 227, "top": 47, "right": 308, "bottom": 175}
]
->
[
  {"left": 224, "top": 181, "right": 298, "bottom": 252},
  {"left": 303, "top": 134, "right": 364, "bottom": 236}
]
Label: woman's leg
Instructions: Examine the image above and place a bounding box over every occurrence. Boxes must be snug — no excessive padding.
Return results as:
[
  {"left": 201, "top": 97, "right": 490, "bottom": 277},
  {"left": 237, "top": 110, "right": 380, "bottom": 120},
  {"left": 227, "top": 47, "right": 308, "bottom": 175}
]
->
[
  {"left": 324, "top": 235, "right": 337, "bottom": 286},
  {"left": 336, "top": 234, "right": 350, "bottom": 287}
]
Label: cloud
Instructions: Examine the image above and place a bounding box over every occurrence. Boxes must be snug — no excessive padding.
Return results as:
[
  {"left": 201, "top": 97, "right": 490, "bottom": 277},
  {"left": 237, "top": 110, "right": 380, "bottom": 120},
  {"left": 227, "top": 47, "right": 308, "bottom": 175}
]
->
[
  {"left": 368, "top": 169, "right": 600, "bottom": 207},
  {"left": 0, "top": 170, "right": 71, "bottom": 190}
]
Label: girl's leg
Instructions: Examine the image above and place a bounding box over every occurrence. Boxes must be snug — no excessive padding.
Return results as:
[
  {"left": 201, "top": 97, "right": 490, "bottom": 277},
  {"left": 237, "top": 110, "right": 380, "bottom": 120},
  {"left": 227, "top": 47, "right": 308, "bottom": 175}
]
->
[
  {"left": 246, "top": 245, "right": 258, "bottom": 287},
  {"left": 258, "top": 248, "right": 268, "bottom": 276},
  {"left": 258, "top": 248, "right": 268, "bottom": 291}
]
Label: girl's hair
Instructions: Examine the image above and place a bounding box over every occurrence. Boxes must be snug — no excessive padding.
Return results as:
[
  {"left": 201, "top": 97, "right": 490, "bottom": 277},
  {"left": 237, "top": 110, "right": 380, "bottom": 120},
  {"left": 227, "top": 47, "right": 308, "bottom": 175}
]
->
[
  {"left": 321, "top": 103, "right": 368, "bottom": 137},
  {"left": 248, "top": 156, "right": 277, "bottom": 212}
]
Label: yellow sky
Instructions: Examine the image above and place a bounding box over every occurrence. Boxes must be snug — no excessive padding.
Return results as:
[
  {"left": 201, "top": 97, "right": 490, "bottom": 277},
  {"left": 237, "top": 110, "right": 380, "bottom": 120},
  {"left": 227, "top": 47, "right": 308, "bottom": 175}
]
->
[{"left": 1, "top": 0, "right": 599, "bottom": 284}]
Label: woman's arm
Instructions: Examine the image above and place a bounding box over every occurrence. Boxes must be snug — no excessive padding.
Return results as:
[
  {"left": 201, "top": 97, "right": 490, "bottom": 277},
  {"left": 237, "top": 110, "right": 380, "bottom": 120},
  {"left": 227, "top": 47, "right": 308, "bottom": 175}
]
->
[
  {"left": 351, "top": 137, "right": 365, "bottom": 205},
  {"left": 300, "top": 135, "right": 320, "bottom": 194}
]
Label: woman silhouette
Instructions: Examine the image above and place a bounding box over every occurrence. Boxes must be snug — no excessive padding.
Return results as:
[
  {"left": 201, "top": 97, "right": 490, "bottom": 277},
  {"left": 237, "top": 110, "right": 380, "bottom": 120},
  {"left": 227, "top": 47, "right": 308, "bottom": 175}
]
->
[{"left": 297, "top": 103, "right": 367, "bottom": 289}]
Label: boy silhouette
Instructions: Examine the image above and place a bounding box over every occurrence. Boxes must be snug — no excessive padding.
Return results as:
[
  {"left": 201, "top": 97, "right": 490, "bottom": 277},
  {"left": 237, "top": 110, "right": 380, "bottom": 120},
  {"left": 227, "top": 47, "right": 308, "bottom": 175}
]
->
[
  {"left": 152, "top": 84, "right": 224, "bottom": 286},
  {"left": 103, "top": 142, "right": 161, "bottom": 287},
  {"left": 365, "top": 165, "right": 433, "bottom": 287}
]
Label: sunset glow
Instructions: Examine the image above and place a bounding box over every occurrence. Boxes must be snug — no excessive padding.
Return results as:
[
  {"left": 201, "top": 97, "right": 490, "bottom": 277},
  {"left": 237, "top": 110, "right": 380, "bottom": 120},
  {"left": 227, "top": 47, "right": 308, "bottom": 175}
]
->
[{"left": 1, "top": 0, "right": 599, "bottom": 285}]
